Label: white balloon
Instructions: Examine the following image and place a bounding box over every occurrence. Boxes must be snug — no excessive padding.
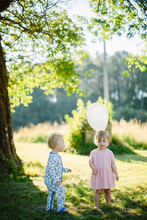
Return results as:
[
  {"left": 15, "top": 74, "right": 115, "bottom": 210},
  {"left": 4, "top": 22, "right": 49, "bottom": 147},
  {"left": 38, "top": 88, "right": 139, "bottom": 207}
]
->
[{"left": 87, "top": 103, "right": 108, "bottom": 131}]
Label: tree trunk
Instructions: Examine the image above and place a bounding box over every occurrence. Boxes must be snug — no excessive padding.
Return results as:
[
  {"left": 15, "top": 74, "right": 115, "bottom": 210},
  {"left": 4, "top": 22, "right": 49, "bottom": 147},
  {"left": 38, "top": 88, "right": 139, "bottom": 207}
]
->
[
  {"left": 0, "top": 0, "right": 13, "bottom": 12},
  {"left": 0, "top": 37, "right": 22, "bottom": 175}
]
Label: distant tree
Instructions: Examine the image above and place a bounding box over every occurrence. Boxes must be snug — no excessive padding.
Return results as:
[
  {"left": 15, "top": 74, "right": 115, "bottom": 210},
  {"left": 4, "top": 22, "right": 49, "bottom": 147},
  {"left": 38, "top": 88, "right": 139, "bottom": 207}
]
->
[
  {"left": 85, "top": 0, "right": 147, "bottom": 73},
  {"left": 108, "top": 51, "right": 147, "bottom": 107},
  {"left": 79, "top": 51, "right": 147, "bottom": 121},
  {"left": 108, "top": 51, "right": 130, "bottom": 107},
  {"left": 12, "top": 88, "right": 78, "bottom": 130},
  {"left": 12, "top": 51, "right": 147, "bottom": 131},
  {"left": 79, "top": 55, "right": 104, "bottom": 103},
  {"left": 0, "top": 0, "right": 87, "bottom": 174},
  {"left": 129, "top": 63, "right": 147, "bottom": 109}
]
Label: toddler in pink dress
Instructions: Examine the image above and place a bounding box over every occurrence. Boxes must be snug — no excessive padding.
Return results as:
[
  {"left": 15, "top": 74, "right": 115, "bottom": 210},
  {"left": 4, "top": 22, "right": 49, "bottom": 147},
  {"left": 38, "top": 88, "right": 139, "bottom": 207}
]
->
[{"left": 89, "top": 130, "right": 119, "bottom": 209}]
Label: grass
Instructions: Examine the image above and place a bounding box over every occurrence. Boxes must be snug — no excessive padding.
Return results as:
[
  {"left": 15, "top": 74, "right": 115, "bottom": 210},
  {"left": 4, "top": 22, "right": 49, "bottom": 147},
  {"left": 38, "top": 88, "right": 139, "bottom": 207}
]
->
[
  {"left": 14, "top": 122, "right": 69, "bottom": 143},
  {"left": 112, "top": 119, "right": 147, "bottom": 150},
  {"left": 1, "top": 142, "right": 147, "bottom": 220},
  {"left": 14, "top": 119, "right": 147, "bottom": 151}
]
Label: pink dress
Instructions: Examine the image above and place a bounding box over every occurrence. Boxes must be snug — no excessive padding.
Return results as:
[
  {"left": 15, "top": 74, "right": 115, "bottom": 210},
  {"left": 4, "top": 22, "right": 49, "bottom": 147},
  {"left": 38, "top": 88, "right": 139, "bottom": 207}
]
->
[{"left": 90, "top": 148, "right": 115, "bottom": 189}]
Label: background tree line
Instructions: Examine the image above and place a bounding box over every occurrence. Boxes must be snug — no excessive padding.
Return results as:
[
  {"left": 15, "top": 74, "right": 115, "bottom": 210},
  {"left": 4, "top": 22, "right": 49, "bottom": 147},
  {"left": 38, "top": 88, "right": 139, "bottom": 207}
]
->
[{"left": 12, "top": 50, "right": 147, "bottom": 130}]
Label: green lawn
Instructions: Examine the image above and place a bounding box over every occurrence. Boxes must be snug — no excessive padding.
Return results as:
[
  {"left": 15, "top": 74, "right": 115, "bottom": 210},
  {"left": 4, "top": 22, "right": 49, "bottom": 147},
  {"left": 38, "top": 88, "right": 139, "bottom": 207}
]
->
[{"left": 0, "top": 142, "right": 147, "bottom": 220}]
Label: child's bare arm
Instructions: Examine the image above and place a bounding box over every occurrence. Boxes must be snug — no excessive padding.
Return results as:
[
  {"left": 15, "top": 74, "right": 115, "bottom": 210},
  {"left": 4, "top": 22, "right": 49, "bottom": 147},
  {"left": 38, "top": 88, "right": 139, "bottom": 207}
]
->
[
  {"left": 89, "top": 159, "right": 97, "bottom": 175},
  {"left": 112, "top": 163, "right": 119, "bottom": 181}
]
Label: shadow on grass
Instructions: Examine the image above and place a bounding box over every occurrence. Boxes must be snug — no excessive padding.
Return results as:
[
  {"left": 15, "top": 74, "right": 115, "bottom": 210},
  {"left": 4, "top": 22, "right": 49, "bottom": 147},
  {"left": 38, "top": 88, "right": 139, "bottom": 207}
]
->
[
  {"left": 65, "top": 179, "right": 147, "bottom": 220},
  {"left": 0, "top": 175, "right": 75, "bottom": 220},
  {"left": 115, "top": 152, "right": 147, "bottom": 163},
  {"left": 76, "top": 142, "right": 147, "bottom": 163},
  {"left": 0, "top": 170, "right": 147, "bottom": 220}
]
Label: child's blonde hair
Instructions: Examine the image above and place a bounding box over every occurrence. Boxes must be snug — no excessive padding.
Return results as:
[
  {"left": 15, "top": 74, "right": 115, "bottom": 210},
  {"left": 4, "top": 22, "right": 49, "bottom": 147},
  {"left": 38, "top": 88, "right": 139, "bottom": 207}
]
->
[
  {"left": 47, "top": 132, "right": 63, "bottom": 149},
  {"left": 94, "top": 130, "right": 110, "bottom": 145}
]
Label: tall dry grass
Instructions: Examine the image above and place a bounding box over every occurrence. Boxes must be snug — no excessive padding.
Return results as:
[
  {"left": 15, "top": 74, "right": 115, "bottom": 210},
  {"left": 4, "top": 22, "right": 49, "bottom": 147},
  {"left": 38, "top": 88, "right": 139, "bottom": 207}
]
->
[
  {"left": 14, "top": 121, "right": 69, "bottom": 143},
  {"left": 112, "top": 119, "right": 147, "bottom": 149},
  {"left": 14, "top": 119, "right": 147, "bottom": 149}
]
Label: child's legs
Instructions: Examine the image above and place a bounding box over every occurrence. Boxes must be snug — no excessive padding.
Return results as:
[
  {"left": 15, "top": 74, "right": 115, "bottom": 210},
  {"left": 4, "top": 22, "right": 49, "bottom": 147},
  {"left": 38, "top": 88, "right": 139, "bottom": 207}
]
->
[
  {"left": 46, "top": 190, "right": 56, "bottom": 211},
  {"left": 94, "top": 189, "right": 103, "bottom": 207},
  {"left": 104, "top": 188, "right": 111, "bottom": 204},
  {"left": 56, "top": 184, "right": 65, "bottom": 212}
]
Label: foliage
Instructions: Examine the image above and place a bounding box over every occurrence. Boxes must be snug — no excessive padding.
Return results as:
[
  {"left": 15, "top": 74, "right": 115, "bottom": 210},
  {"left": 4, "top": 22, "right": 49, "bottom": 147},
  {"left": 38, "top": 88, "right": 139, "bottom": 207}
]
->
[
  {"left": 123, "top": 40, "right": 147, "bottom": 75},
  {"left": 87, "top": 0, "right": 146, "bottom": 40},
  {"left": 108, "top": 51, "right": 147, "bottom": 111},
  {"left": 8, "top": 160, "right": 19, "bottom": 177},
  {"left": 82, "top": 0, "right": 147, "bottom": 73},
  {"left": 65, "top": 98, "right": 89, "bottom": 154},
  {"left": 12, "top": 88, "right": 77, "bottom": 130},
  {"left": 14, "top": 119, "right": 147, "bottom": 153},
  {"left": 1, "top": 143, "right": 147, "bottom": 219},
  {"left": 114, "top": 106, "right": 147, "bottom": 123},
  {"left": 123, "top": 133, "right": 147, "bottom": 150},
  {"left": 12, "top": 51, "right": 147, "bottom": 130},
  {"left": 79, "top": 51, "right": 147, "bottom": 119},
  {"left": 65, "top": 97, "right": 114, "bottom": 155},
  {"left": 96, "top": 97, "right": 114, "bottom": 123},
  {"left": 110, "top": 134, "right": 136, "bottom": 154},
  {"left": 113, "top": 119, "right": 147, "bottom": 150},
  {"left": 8, "top": 159, "right": 23, "bottom": 178},
  {"left": 0, "top": 0, "right": 88, "bottom": 110}
]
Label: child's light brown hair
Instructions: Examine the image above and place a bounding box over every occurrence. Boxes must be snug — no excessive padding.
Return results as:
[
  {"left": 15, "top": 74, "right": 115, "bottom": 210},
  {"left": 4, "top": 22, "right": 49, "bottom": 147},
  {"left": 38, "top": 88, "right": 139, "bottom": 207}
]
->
[
  {"left": 47, "top": 132, "right": 63, "bottom": 149},
  {"left": 94, "top": 130, "right": 110, "bottom": 145}
]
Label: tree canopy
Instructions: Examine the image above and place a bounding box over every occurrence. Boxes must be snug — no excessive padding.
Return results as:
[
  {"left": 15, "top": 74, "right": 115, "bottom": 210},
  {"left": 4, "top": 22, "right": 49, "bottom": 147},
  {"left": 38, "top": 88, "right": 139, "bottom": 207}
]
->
[
  {"left": 12, "top": 51, "right": 147, "bottom": 130},
  {"left": 0, "top": 0, "right": 88, "bottom": 110},
  {"left": 88, "top": 0, "right": 146, "bottom": 40},
  {"left": 83, "top": 0, "right": 147, "bottom": 73},
  {"left": 1, "top": 0, "right": 146, "bottom": 110}
]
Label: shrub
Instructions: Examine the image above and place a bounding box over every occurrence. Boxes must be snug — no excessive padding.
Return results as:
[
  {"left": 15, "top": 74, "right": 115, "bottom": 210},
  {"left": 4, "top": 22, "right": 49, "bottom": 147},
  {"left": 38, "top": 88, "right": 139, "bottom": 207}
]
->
[
  {"left": 112, "top": 119, "right": 147, "bottom": 150},
  {"left": 110, "top": 133, "right": 136, "bottom": 154},
  {"left": 65, "top": 98, "right": 88, "bottom": 154},
  {"left": 65, "top": 97, "right": 114, "bottom": 155}
]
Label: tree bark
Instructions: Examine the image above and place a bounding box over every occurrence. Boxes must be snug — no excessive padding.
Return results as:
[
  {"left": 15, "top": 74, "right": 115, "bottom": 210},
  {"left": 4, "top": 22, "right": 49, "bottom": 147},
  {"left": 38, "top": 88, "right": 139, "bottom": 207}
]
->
[{"left": 0, "top": 37, "right": 22, "bottom": 175}]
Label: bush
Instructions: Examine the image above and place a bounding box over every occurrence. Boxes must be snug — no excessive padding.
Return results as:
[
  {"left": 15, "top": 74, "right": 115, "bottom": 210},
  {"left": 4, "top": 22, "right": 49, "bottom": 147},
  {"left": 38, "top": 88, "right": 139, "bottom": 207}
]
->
[
  {"left": 122, "top": 133, "right": 147, "bottom": 150},
  {"left": 65, "top": 97, "right": 114, "bottom": 155},
  {"left": 110, "top": 133, "right": 136, "bottom": 154},
  {"left": 65, "top": 99, "right": 88, "bottom": 154},
  {"left": 112, "top": 119, "right": 147, "bottom": 150}
]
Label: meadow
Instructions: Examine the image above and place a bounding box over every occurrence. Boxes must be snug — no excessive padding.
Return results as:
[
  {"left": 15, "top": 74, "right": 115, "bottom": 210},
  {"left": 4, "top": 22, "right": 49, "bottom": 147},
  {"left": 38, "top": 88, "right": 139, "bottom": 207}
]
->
[
  {"left": 14, "top": 119, "right": 147, "bottom": 150},
  {"left": 0, "top": 119, "right": 147, "bottom": 220}
]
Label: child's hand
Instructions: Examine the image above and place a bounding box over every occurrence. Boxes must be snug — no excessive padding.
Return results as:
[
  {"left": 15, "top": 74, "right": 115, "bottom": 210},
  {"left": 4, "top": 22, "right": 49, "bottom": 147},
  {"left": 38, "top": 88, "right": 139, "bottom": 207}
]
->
[
  {"left": 55, "top": 181, "right": 61, "bottom": 186},
  {"left": 67, "top": 169, "right": 72, "bottom": 173},
  {"left": 92, "top": 167, "right": 97, "bottom": 175},
  {"left": 115, "top": 175, "right": 119, "bottom": 181}
]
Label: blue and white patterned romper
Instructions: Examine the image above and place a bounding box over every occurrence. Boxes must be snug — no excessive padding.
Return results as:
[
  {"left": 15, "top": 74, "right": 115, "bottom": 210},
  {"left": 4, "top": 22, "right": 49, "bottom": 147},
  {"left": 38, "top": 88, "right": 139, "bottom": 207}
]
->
[{"left": 44, "top": 152, "right": 68, "bottom": 212}]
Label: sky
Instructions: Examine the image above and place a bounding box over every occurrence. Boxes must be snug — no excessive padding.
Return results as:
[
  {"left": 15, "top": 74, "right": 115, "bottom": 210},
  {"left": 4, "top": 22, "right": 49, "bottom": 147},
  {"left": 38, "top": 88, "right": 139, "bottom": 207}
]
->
[{"left": 65, "top": 0, "right": 145, "bottom": 58}]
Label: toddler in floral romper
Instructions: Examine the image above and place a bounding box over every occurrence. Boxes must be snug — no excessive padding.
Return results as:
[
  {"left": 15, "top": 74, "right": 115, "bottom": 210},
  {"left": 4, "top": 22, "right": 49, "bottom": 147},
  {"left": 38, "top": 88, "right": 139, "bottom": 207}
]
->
[{"left": 44, "top": 132, "right": 71, "bottom": 212}]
